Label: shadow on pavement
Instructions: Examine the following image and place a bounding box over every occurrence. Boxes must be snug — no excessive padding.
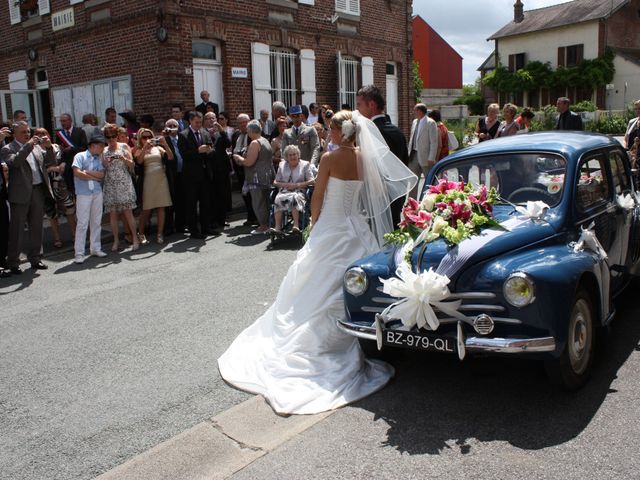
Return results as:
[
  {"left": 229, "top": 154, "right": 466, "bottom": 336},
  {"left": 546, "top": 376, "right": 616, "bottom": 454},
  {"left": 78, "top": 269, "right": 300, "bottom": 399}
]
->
[
  {"left": 355, "top": 280, "right": 640, "bottom": 455},
  {"left": 0, "top": 269, "right": 36, "bottom": 294}
]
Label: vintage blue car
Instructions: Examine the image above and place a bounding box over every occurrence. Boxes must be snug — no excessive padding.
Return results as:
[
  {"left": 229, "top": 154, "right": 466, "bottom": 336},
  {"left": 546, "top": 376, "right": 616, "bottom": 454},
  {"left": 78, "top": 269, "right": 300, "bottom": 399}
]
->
[{"left": 340, "top": 132, "right": 640, "bottom": 389}]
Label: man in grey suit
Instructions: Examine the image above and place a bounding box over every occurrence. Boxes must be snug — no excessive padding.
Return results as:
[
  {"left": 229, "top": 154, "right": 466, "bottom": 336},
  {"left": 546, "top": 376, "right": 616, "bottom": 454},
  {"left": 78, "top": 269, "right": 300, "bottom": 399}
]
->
[
  {"left": 281, "top": 105, "right": 320, "bottom": 166},
  {"left": 407, "top": 103, "right": 439, "bottom": 199},
  {"left": 0, "top": 121, "right": 55, "bottom": 274}
]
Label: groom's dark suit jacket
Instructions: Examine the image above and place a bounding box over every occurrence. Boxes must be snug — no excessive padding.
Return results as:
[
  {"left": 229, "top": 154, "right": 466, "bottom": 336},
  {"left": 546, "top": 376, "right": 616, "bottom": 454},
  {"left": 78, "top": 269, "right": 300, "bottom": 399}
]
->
[{"left": 372, "top": 115, "right": 409, "bottom": 228}]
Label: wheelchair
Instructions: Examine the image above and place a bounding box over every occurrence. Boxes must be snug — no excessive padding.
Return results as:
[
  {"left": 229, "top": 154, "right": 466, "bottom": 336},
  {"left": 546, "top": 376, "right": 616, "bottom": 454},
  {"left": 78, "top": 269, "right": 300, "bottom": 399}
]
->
[{"left": 268, "top": 186, "right": 314, "bottom": 246}]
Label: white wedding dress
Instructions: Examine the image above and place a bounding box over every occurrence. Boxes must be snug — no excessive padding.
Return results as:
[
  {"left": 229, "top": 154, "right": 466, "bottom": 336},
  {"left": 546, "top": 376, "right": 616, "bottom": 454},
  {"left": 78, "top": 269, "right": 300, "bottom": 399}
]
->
[{"left": 218, "top": 177, "right": 394, "bottom": 415}]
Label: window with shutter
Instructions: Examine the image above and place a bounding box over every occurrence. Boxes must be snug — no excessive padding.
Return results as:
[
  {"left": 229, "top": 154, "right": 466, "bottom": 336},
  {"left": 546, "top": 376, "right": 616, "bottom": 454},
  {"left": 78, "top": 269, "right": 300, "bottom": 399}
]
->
[
  {"left": 335, "top": 0, "right": 360, "bottom": 15},
  {"left": 9, "top": 0, "right": 21, "bottom": 24},
  {"left": 337, "top": 53, "right": 359, "bottom": 109},
  {"left": 269, "top": 47, "right": 297, "bottom": 109},
  {"left": 251, "top": 43, "right": 272, "bottom": 120},
  {"left": 361, "top": 56, "right": 374, "bottom": 86},
  {"left": 38, "top": 0, "right": 50, "bottom": 15},
  {"left": 508, "top": 54, "right": 515, "bottom": 72},
  {"left": 300, "top": 49, "right": 317, "bottom": 107},
  {"left": 557, "top": 47, "right": 566, "bottom": 67}
]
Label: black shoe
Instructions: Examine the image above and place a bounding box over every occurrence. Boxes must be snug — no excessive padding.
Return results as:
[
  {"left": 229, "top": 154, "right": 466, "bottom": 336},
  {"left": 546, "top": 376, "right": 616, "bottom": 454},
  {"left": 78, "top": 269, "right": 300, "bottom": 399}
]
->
[
  {"left": 0, "top": 269, "right": 10, "bottom": 278},
  {"left": 190, "top": 232, "right": 206, "bottom": 239},
  {"left": 31, "top": 261, "right": 48, "bottom": 270},
  {"left": 9, "top": 266, "right": 22, "bottom": 275}
]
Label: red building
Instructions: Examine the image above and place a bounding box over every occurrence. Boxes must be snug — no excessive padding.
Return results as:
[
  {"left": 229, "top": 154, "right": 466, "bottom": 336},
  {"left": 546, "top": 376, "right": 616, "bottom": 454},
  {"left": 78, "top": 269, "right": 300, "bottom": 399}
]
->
[{"left": 412, "top": 15, "right": 462, "bottom": 90}]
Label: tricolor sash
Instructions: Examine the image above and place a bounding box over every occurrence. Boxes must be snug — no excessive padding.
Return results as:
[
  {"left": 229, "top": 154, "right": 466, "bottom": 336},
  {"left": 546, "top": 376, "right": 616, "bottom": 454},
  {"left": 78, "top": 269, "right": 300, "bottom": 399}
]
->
[{"left": 56, "top": 130, "right": 76, "bottom": 149}]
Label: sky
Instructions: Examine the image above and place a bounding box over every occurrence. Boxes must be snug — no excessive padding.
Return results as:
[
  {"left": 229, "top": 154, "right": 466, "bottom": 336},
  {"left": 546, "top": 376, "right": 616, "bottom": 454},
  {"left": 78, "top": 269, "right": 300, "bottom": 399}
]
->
[{"left": 412, "top": 0, "right": 573, "bottom": 85}]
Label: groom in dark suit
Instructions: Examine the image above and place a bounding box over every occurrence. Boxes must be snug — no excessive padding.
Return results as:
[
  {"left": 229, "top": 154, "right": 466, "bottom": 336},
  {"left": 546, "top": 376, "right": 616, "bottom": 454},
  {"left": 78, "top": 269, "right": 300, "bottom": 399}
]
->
[
  {"left": 177, "top": 111, "right": 215, "bottom": 239},
  {"left": 356, "top": 85, "right": 409, "bottom": 227}
]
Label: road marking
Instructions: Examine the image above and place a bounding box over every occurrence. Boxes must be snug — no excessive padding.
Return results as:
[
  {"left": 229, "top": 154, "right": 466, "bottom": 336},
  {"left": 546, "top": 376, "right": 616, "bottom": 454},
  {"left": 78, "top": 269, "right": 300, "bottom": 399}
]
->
[{"left": 94, "top": 395, "right": 334, "bottom": 480}]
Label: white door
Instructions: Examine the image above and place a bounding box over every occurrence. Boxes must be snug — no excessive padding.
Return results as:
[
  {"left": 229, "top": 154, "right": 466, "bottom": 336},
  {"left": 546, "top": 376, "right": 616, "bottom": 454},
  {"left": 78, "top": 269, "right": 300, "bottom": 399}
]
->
[
  {"left": 385, "top": 62, "right": 399, "bottom": 126},
  {"left": 192, "top": 40, "right": 224, "bottom": 111},
  {"left": 193, "top": 62, "right": 224, "bottom": 110}
]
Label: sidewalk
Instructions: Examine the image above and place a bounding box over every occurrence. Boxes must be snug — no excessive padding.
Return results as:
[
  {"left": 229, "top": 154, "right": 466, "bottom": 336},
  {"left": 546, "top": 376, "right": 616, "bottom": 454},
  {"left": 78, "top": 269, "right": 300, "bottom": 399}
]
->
[{"left": 33, "top": 189, "right": 247, "bottom": 261}]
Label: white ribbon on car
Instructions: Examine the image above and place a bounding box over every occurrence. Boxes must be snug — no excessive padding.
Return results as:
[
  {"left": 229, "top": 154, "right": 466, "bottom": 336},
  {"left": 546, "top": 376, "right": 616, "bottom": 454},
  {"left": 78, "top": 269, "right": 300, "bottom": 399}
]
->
[
  {"left": 515, "top": 201, "right": 550, "bottom": 220},
  {"left": 572, "top": 222, "right": 608, "bottom": 260},
  {"left": 379, "top": 263, "right": 466, "bottom": 331},
  {"left": 617, "top": 193, "right": 635, "bottom": 210}
]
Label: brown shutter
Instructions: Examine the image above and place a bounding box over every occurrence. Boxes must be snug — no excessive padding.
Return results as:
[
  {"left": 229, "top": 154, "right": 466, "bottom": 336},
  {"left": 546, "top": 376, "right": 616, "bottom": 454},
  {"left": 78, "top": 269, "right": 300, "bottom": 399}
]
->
[
  {"left": 508, "top": 54, "right": 515, "bottom": 72},
  {"left": 576, "top": 44, "right": 584, "bottom": 63},
  {"left": 557, "top": 47, "right": 565, "bottom": 67}
]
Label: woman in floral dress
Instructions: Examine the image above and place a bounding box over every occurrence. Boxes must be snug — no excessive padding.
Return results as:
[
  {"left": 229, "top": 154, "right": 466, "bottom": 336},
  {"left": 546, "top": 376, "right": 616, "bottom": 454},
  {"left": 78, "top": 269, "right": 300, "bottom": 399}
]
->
[{"left": 102, "top": 124, "right": 139, "bottom": 251}]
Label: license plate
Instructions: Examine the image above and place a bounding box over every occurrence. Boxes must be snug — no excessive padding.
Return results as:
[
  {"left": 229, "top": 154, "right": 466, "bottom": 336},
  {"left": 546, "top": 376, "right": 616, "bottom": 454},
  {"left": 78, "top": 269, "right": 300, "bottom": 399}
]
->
[{"left": 381, "top": 328, "right": 456, "bottom": 354}]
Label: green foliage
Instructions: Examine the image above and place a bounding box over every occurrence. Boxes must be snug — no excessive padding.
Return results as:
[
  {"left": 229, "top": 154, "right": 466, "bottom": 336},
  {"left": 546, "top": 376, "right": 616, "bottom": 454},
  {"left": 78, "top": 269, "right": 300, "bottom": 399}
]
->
[
  {"left": 572, "top": 100, "right": 597, "bottom": 112},
  {"left": 483, "top": 50, "right": 615, "bottom": 96},
  {"left": 453, "top": 94, "right": 484, "bottom": 115},
  {"left": 412, "top": 61, "right": 424, "bottom": 103},
  {"left": 590, "top": 114, "right": 627, "bottom": 135},
  {"left": 529, "top": 104, "right": 558, "bottom": 132}
]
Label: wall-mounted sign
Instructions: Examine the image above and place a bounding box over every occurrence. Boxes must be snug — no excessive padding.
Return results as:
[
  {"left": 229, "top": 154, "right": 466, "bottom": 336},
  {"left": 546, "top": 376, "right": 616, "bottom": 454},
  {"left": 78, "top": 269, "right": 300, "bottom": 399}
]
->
[
  {"left": 52, "top": 8, "right": 75, "bottom": 32},
  {"left": 232, "top": 67, "right": 248, "bottom": 78}
]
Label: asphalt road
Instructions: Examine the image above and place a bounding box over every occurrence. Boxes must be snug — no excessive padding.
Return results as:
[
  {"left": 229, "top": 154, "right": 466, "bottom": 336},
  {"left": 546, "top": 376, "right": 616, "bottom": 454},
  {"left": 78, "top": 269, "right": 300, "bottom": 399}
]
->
[
  {"left": 233, "top": 282, "right": 640, "bottom": 480},
  {"left": 2, "top": 219, "right": 640, "bottom": 480},
  {"left": 0, "top": 221, "right": 298, "bottom": 480}
]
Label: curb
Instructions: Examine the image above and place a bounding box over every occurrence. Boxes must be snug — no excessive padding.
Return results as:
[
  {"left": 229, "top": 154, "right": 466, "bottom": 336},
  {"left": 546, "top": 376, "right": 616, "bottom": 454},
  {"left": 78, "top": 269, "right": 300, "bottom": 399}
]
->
[{"left": 94, "top": 396, "right": 333, "bottom": 480}]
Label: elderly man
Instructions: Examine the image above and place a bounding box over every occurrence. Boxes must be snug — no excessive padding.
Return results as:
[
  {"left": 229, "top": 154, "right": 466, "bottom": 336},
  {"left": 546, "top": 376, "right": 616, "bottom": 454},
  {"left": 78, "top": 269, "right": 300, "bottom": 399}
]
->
[
  {"left": 13, "top": 110, "right": 27, "bottom": 123},
  {"left": 269, "top": 101, "right": 288, "bottom": 140},
  {"left": 356, "top": 84, "right": 408, "bottom": 226},
  {"left": 196, "top": 90, "right": 219, "bottom": 116},
  {"left": 232, "top": 113, "right": 257, "bottom": 225},
  {"left": 555, "top": 97, "right": 583, "bottom": 131},
  {"left": 72, "top": 132, "right": 107, "bottom": 263},
  {"left": 56, "top": 112, "right": 88, "bottom": 194},
  {"left": 281, "top": 105, "right": 320, "bottom": 166},
  {"left": 259, "top": 109, "right": 274, "bottom": 137},
  {"left": 0, "top": 121, "right": 56, "bottom": 274},
  {"left": 407, "top": 103, "right": 438, "bottom": 199}
]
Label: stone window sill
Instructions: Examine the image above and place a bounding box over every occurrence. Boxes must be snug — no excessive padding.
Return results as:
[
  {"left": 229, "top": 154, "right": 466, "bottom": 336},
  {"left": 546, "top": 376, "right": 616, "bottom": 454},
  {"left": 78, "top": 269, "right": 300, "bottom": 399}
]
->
[
  {"left": 266, "top": 0, "right": 298, "bottom": 10},
  {"left": 335, "top": 10, "right": 360, "bottom": 22}
]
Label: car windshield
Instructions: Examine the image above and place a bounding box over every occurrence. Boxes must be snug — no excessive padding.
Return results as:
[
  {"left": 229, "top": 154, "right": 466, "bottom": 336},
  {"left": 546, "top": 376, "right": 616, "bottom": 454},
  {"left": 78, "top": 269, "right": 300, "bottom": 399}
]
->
[{"left": 431, "top": 153, "right": 567, "bottom": 207}]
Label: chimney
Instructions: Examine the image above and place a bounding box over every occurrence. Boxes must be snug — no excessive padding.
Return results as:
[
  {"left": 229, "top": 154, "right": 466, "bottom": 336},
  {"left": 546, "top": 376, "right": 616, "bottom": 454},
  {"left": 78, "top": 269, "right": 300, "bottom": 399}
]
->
[{"left": 514, "top": 0, "right": 524, "bottom": 23}]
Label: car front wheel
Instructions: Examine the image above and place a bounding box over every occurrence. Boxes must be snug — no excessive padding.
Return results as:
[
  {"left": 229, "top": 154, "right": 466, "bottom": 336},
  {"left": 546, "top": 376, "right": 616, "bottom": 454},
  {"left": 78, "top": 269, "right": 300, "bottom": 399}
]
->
[{"left": 544, "top": 289, "right": 596, "bottom": 390}]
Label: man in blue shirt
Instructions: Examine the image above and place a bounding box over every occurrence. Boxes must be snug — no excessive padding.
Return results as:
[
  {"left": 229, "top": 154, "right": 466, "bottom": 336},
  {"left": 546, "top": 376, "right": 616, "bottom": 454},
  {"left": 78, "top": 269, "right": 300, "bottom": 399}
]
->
[{"left": 72, "top": 132, "right": 106, "bottom": 264}]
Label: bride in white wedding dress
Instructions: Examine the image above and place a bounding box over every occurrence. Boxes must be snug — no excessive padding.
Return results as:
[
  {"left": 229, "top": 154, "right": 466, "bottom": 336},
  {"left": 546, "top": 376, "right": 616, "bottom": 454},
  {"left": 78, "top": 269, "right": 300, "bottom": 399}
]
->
[{"left": 218, "top": 110, "right": 417, "bottom": 415}]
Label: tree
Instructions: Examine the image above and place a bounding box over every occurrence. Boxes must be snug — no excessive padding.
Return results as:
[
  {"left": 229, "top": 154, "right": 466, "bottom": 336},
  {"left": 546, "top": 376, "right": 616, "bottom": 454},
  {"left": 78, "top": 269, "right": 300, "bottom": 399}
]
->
[
  {"left": 412, "top": 61, "right": 424, "bottom": 103},
  {"left": 454, "top": 81, "right": 484, "bottom": 115}
]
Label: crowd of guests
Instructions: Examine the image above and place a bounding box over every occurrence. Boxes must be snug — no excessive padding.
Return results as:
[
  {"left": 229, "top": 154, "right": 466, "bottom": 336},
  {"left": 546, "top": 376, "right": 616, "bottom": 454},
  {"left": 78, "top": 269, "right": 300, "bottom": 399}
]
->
[
  {"left": 4, "top": 87, "right": 627, "bottom": 279},
  {"left": 0, "top": 89, "right": 376, "bottom": 277}
]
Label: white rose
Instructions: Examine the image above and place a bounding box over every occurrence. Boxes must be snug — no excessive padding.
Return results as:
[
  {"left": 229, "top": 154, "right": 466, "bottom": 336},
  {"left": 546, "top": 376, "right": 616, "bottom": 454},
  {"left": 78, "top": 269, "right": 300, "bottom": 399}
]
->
[
  {"left": 431, "top": 216, "right": 448, "bottom": 234},
  {"left": 421, "top": 194, "right": 437, "bottom": 212}
]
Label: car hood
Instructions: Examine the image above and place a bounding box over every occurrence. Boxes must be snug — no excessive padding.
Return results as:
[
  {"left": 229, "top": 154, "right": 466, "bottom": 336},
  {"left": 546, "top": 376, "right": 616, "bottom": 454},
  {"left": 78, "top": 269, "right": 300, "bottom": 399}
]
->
[{"left": 407, "top": 211, "right": 559, "bottom": 278}]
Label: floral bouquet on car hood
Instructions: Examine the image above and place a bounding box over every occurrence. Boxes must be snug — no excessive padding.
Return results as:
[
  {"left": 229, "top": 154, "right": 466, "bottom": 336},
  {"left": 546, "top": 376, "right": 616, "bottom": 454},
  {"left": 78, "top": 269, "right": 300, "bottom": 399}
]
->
[{"left": 385, "top": 179, "right": 503, "bottom": 250}]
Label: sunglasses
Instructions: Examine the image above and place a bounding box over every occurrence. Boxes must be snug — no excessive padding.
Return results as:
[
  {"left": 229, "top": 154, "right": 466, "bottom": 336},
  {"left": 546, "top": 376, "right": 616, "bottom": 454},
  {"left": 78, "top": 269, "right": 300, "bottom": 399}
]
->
[
  {"left": 104, "top": 134, "right": 117, "bottom": 139},
  {"left": 141, "top": 135, "right": 153, "bottom": 139}
]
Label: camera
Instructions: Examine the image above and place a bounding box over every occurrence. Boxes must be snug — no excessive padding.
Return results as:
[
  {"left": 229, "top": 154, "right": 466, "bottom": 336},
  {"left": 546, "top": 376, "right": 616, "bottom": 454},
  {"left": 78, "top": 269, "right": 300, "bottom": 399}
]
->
[
  {"left": 32, "top": 135, "right": 42, "bottom": 145},
  {"left": 150, "top": 137, "right": 161, "bottom": 146}
]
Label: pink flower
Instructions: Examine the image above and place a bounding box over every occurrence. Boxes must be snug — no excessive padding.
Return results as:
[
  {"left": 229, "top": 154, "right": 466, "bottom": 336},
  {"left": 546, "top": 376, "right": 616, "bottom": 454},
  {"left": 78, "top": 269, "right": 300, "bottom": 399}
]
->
[{"left": 406, "top": 211, "right": 432, "bottom": 229}]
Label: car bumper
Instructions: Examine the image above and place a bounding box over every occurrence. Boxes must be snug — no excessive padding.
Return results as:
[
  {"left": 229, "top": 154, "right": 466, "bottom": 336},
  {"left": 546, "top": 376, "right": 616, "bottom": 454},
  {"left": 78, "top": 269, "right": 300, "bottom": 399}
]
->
[{"left": 336, "top": 318, "right": 556, "bottom": 354}]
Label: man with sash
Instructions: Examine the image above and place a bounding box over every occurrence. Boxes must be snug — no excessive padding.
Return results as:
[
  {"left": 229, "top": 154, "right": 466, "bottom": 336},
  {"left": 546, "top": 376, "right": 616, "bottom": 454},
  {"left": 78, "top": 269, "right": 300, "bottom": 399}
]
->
[{"left": 56, "top": 113, "right": 88, "bottom": 195}]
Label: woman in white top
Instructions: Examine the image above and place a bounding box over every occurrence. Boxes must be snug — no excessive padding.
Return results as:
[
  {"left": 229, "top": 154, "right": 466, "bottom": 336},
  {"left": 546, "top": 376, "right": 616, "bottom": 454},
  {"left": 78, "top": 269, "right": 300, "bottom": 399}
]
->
[{"left": 496, "top": 103, "right": 520, "bottom": 137}]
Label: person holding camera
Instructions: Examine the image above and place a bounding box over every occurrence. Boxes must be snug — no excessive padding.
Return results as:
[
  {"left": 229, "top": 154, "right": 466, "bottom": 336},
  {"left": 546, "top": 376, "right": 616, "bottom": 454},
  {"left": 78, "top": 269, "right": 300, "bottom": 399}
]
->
[
  {"left": 134, "top": 128, "right": 173, "bottom": 244},
  {"left": 102, "top": 123, "right": 139, "bottom": 252},
  {"left": 0, "top": 121, "right": 56, "bottom": 274}
]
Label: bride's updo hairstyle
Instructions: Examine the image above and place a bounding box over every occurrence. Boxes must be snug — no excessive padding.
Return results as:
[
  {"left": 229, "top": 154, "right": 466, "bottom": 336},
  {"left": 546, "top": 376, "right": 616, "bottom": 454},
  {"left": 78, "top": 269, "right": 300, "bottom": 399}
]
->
[{"left": 331, "top": 110, "right": 356, "bottom": 145}]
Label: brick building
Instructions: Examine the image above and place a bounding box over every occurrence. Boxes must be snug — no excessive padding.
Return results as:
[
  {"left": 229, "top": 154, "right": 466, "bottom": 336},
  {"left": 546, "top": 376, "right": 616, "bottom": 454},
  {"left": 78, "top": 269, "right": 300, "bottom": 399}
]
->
[{"left": 0, "top": 0, "right": 414, "bottom": 136}]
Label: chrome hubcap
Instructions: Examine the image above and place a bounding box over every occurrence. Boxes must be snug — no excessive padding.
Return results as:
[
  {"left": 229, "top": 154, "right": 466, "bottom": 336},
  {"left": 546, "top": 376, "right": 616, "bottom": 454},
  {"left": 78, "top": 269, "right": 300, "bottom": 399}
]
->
[{"left": 568, "top": 299, "right": 591, "bottom": 374}]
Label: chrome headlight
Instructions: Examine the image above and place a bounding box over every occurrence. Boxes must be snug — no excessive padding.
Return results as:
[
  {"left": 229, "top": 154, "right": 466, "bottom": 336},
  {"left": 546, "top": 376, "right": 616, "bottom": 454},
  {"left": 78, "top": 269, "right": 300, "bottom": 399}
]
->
[
  {"left": 503, "top": 272, "right": 536, "bottom": 308},
  {"left": 344, "top": 267, "right": 369, "bottom": 296}
]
